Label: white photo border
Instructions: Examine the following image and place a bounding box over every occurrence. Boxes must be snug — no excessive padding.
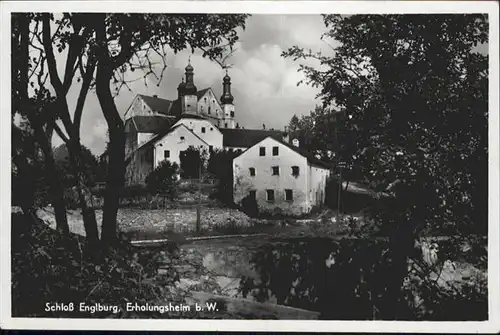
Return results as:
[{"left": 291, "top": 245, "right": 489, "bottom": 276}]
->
[{"left": 1, "top": 1, "right": 498, "bottom": 332}]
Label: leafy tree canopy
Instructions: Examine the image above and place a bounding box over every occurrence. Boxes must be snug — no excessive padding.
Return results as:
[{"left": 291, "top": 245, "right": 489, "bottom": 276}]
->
[{"left": 283, "top": 14, "right": 488, "bottom": 235}]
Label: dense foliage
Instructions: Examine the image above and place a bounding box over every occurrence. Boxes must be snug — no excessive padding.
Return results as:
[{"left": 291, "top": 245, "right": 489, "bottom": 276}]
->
[
  {"left": 11, "top": 213, "right": 184, "bottom": 318},
  {"left": 284, "top": 14, "right": 488, "bottom": 237},
  {"left": 179, "top": 146, "right": 207, "bottom": 179},
  {"left": 145, "top": 160, "right": 180, "bottom": 199},
  {"left": 259, "top": 14, "right": 490, "bottom": 319},
  {"left": 240, "top": 237, "right": 487, "bottom": 320},
  {"left": 206, "top": 148, "right": 242, "bottom": 205}
]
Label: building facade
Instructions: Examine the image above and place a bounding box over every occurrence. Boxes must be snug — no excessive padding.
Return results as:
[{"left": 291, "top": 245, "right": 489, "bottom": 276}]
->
[
  {"left": 233, "top": 136, "right": 331, "bottom": 216},
  {"left": 124, "top": 60, "right": 289, "bottom": 186}
]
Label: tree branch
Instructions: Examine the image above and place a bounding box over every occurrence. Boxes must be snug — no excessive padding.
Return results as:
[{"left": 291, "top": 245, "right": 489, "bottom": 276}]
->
[
  {"left": 53, "top": 121, "right": 70, "bottom": 143},
  {"left": 42, "top": 14, "right": 63, "bottom": 94},
  {"left": 74, "top": 52, "right": 97, "bottom": 135}
]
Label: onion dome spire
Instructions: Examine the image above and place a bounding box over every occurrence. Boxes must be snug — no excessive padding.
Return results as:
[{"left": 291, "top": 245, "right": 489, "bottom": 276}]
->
[
  {"left": 220, "top": 68, "right": 234, "bottom": 105},
  {"left": 183, "top": 56, "right": 197, "bottom": 94}
]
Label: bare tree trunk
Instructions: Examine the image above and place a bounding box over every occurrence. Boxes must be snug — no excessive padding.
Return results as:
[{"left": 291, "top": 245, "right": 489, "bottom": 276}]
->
[
  {"left": 42, "top": 141, "right": 70, "bottom": 234},
  {"left": 67, "top": 139, "right": 100, "bottom": 241},
  {"left": 96, "top": 68, "right": 125, "bottom": 242}
]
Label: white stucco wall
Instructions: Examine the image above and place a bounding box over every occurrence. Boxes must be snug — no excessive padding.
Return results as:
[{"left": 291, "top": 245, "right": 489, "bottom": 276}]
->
[
  {"left": 137, "top": 132, "right": 156, "bottom": 147},
  {"left": 221, "top": 104, "right": 236, "bottom": 129},
  {"left": 233, "top": 137, "right": 309, "bottom": 216},
  {"left": 307, "top": 164, "right": 330, "bottom": 211},
  {"left": 153, "top": 125, "right": 208, "bottom": 168},
  {"left": 124, "top": 95, "right": 166, "bottom": 120},
  {"left": 197, "top": 89, "right": 223, "bottom": 119},
  {"left": 173, "top": 118, "right": 223, "bottom": 150}
]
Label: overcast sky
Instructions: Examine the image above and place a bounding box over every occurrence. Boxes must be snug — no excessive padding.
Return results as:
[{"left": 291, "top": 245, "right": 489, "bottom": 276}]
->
[{"left": 58, "top": 15, "right": 329, "bottom": 155}]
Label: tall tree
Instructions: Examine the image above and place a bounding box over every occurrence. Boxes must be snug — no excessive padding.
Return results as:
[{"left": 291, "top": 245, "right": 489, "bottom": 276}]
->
[
  {"left": 11, "top": 13, "right": 70, "bottom": 233},
  {"left": 283, "top": 14, "right": 488, "bottom": 316},
  {"left": 15, "top": 13, "right": 249, "bottom": 241}
]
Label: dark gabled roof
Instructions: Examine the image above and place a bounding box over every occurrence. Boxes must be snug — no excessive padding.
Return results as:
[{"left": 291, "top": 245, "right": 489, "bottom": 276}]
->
[
  {"left": 234, "top": 135, "right": 332, "bottom": 170},
  {"left": 138, "top": 94, "right": 173, "bottom": 115},
  {"left": 220, "top": 128, "right": 284, "bottom": 148},
  {"left": 177, "top": 114, "right": 208, "bottom": 121},
  {"left": 276, "top": 138, "right": 332, "bottom": 169},
  {"left": 196, "top": 88, "right": 210, "bottom": 99},
  {"left": 127, "top": 115, "right": 175, "bottom": 133},
  {"left": 167, "top": 99, "right": 183, "bottom": 117},
  {"left": 137, "top": 122, "right": 208, "bottom": 151}
]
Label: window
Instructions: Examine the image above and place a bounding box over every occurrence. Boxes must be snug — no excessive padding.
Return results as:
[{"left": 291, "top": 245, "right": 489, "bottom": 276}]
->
[
  {"left": 209, "top": 145, "right": 213, "bottom": 152},
  {"left": 204, "top": 97, "right": 207, "bottom": 102},
  {"left": 208, "top": 106, "right": 211, "bottom": 114},
  {"left": 249, "top": 190, "right": 257, "bottom": 200},
  {"left": 292, "top": 166, "right": 300, "bottom": 177},
  {"left": 225, "top": 123, "right": 228, "bottom": 128},
  {"left": 272, "top": 146, "right": 279, "bottom": 156},
  {"left": 259, "top": 147, "right": 266, "bottom": 156},
  {"left": 230, "top": 111, "right": 235, "bottom": 117},
  {"left": 180, "top": 136, "right": 185, "bottom": 141},
  {"left": 249, "top": 167, "right": 255, "bottom": 176},
  {"left": 201, "top": 127, "right": 206, "bottom": 133},
  {"left": 210, "top": 127, "right": 213, "bottom": 131},
  {"left": 285, "top": 189, "right": 293, "bottom": 201},
  {"left": 266, "top": 189, "right": 275, "bottom": 202},
  {"left": 272, "top": 166, "right": 279, "bottom": 176},
  {"left": 164, "top": 150, "right": 170, "bottom": 159}
]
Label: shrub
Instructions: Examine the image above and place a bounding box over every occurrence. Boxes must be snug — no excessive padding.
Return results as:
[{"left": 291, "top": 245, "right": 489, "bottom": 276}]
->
[
  {"left": 11, "top": 213, "right": 184, "bottom": 318},
  {"left": 179, "top": 146, "right": 207, "bottom": 179},
  {"left": 145, "top": 161, "right": 179, "bottom": 200},
  {"left": 206, "top": 149, "right": 240, "bottom": 205}
]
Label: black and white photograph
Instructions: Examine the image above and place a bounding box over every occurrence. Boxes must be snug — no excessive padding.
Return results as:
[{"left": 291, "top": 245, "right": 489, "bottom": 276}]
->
[{"left": 1, "top": 0, "right": 499, "bottom": 332}]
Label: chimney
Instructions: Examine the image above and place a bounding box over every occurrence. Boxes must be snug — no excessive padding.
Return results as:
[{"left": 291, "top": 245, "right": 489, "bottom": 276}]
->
[{"left": 282, "top": 131, "right": 289, "bottom": 144}]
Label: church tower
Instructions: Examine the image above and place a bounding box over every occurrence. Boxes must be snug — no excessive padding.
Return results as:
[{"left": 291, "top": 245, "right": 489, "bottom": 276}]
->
[
  {"left": 220, "top": 69, "right": 236, "bottom": 129},
  {"left": 181, "top": 57, "right": 198, "bottom": 115},
  {"left": 177, "top": 77, "right": 186, "bottom": 100}
]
